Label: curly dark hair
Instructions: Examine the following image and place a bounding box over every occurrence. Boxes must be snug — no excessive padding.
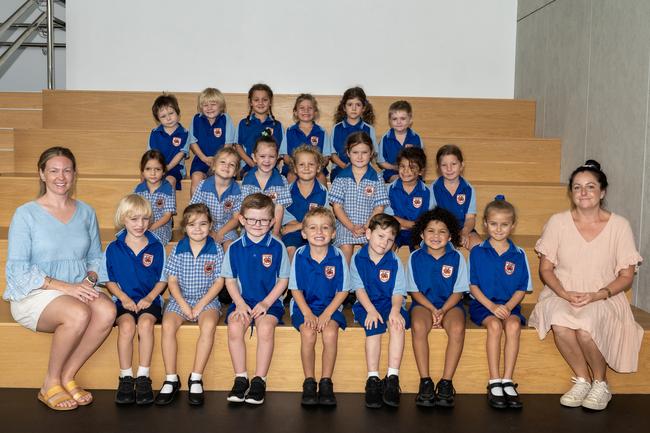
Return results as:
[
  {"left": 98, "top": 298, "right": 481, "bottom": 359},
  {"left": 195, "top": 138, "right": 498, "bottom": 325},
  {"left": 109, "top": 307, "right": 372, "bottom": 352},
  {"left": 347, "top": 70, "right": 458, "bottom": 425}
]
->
[
  {"left": 333, "top": 86, "right": 375, "bottom": 125},
  {"left": 411, "top": 207, "right": 462, "bottom": 248}
]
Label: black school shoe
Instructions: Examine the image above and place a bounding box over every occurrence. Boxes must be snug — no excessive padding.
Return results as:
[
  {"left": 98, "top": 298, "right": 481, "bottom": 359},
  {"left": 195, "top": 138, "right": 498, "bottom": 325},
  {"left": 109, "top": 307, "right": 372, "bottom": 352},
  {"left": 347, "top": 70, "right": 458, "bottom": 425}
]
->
[
  {"left": 502, "top": 381, "right": 523, "bottom": 409},
  {"left": 435, "top": 379, "right": 456, "bottom": 408},
  {"left": 154, "top": 376, "right": 180, "bottom": 406},
  {"left": 188, "top": 376, "right": 204, "bottom": 406},
  {"left": 115, "top": 376, "right": 135, "bottom": 405},
  {"left": 245, "top": 376, "right": 266, "bottom": 405},
  {"left": 226, "top": 377, "right": 249, "bottom": 403},
  {"left": 301, "top": 378, "right": 318, "bottom": 406},
  {"left": 415, "top": 377, "right": 435, "bottom": 407},
  {"left": 134, "top": 376, "right": 154, "bottom": 405},
  {"left": 365, "top": 376, "right": 383, "bottom": 408},
  {"left": 487, "top": 382, "right": 508, "bottom": 409},
  {"left": 382, "top": 375, "right": 401, "bottom": 407},
  {"left": 318, "top": 378, "right": 337, "bottom": 406}
]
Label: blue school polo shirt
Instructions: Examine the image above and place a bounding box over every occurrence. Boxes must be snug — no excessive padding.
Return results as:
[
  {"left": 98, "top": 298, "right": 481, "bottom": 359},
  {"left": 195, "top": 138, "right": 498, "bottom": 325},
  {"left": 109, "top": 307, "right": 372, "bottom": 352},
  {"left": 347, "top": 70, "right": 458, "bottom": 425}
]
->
[
  {"left": 406, "top": 244, "right": 469, "bottom": 309},
  {"left": 241, "top": 167, "right": 292, "bottom": 208},
  {"left": 188, "top": 112, "right": 236, "bottom": 155},
  {"left": 234, "top": 114, "right": 284, "bottom": 166},
  {"left": 134, "top": 179, "right": 176, "bottom": 245},
  {"left": 283, "top": 181, "right": 328, "bottom": 225},
  {"left": 221, "top": 232, "right": 290, "bottom": 306},
  {"left": 376, "top": 128, "right": 423, "bottom": 165},
  {"left": 101, "top": 230, "right": 166, "bottom": 307},
  {"left": 330, "top": 119, "right": 376, "bottom": 165},
  {"left": 349, "top": 245, "right": 407, "bottom": 311},
  {"left": 148, "top": 124, "right": 190, "bottom": 174},
  {"left": 469, "top": 239, "right": 532, "bottom": 303},
  {"left": 288, "top": 244, "right": 350, "bottom": 311},
  {"left": 279, "top": 123, "right": 332, "bottom": 157},
  {"left": 387, "top": 178, "right": 433, "bottom": 222},
  {"left": 430, "top": 176, "right": 477, "bottom": 227},
  {"left": 189, "top": 176, "right": 243, "bottom": 234}
]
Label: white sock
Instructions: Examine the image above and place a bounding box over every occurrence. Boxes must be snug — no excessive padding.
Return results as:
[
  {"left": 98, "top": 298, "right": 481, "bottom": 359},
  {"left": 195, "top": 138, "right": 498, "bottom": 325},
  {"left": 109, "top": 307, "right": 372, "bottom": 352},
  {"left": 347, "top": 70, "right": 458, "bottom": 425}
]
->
[
  {"left": 120, "top": 368, "right": 133, "bottom": 378},
  {"left": 190, "top": 372, "right": 203, "bottom": 393},
  {"left": 489, "top": 379, "right": 503, "bottom": 396},
  {"left": 502, "top": 378, "right": 517, "bottom": 396},
  {"left": 136, "top": 366, "right": 150, "bottom": 378},
  {"left": 368, "top": 371, "right": 380, "bottom": 378},
  {"left": 387, "top": 367, "right": 399, "bottom": 377},
  {"left": 261, "top": 376, "right": 267, "bottom": 382},
  {"left": 235, "top": 372, "right": 248, "bottom": 379},
  {"left": 160, "top": 374, "right": 178, "bottom": 394}
]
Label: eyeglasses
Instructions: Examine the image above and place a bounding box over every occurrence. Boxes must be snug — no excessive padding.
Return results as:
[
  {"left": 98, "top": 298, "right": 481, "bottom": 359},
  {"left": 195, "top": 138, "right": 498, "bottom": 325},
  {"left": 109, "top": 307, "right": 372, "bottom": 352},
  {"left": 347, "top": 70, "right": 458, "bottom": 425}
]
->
[{"left": 243, "top": 217, "right": 273, "bottom": 227}]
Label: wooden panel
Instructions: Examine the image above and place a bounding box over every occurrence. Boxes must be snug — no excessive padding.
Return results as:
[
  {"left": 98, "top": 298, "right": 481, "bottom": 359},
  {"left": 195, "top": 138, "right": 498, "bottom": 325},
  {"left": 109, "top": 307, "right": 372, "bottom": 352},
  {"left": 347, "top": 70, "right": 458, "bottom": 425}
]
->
[
  {"left": 0, "top": 92, "right": 42, "bottom": 109},
  {"left": 0, "top": 129, "right": 13, "bottom": 150},
  {"left": 42, "top": 90, "right": 536, "bottom": 137},
  {"left": 0, "top": 109, "right": 42, "bottom": 129},
  {"left": 0, "top": 149, "right": 14, "bottom": 173}
]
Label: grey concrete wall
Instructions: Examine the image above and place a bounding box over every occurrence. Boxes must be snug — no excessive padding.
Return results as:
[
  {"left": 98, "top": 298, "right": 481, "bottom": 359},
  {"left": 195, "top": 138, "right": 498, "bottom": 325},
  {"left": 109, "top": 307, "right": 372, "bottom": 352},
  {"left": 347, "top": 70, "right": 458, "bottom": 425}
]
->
[{"left": 515, "top": 0, "right": 650, "bottom": 311}]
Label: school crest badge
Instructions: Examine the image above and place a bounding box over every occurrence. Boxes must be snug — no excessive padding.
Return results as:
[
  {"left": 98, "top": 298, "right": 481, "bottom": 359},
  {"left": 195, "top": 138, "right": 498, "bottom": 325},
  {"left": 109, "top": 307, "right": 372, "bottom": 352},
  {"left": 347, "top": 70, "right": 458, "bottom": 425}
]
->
[
  {"left": 504, "top": 261, "right": 515, "bottom": 275},
  {"left": 142, "top": 253, "right": 154, "bottom": 267},
  {"left": 213, "top": 128, "right": 222, "bottom": 138},
  {"left": 441, "top": 265, "right": 453, "bottom": 278},
  {"left": 456, "top": 194, "right": 466, "bottom": 205},
  {"left": 224, "top": 200, "right": 233, "bottom": 210},
  {"left": 379, "top": 269, "right": 391, "bottom": 283},
  {"left": 364, "top": 186, "right": 375, "bottom": 197},
  {"left": 204, "top": 261, "right": 215, "bottom": 275},
  {"left": 267, "top": 191, "right": 278, "bottom": 201},
  {"left": 262, "top": 254, "right": 273, "bottom": 268},
  {"left": 309, "top": 202, "right": 319, "bottom": 210},
  {"left": 324, "top": 266, "right": 336, "bottom": 279},
  {"left": 172, "top": 137, "right": 182, "bottom": 147},
  {"left": 310, "top": 136, "right": 319, "bottom": 146},
  {"left": 405, "top": 143, "right": 414, "bottom": 148},
  {"left": 156, "top": 198, "right": 164, "bottom": 209},
  {"left": 412, "top": 197, "right": 423, "bottom": 209}
]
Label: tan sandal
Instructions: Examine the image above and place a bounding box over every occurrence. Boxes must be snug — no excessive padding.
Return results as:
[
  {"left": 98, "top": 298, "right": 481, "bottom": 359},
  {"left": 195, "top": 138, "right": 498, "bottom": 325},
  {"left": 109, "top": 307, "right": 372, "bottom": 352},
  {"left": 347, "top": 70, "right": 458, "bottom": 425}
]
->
[
  {"left": 37, "top": 385, "right": 78, "bottom": 411},
  {"left": 64, "top": 380, "right": 93, "bottom": 406}
]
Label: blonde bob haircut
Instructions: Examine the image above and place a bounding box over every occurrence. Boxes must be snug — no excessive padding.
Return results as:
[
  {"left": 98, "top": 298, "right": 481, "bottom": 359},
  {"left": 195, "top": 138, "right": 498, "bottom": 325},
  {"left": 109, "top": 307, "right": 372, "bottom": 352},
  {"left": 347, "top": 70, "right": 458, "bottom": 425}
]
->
[
  {"left": 198, "top": 87, "right": 227, "bottom": 113},
  {"left": 114, "top": 194, "right": 153, "bottom": 229}
]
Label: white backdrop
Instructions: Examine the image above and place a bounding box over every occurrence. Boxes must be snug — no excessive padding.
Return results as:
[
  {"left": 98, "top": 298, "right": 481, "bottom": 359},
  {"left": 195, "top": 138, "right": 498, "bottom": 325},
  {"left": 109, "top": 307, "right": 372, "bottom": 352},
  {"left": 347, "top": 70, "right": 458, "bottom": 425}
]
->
[{"left": 66, "top": 0, "right": 516, "bottom": 97}]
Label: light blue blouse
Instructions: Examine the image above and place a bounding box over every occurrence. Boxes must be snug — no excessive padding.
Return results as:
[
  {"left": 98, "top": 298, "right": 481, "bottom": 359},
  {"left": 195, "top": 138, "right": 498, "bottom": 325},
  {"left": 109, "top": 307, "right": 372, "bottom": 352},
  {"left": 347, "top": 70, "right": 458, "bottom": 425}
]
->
[{"left": 3, "top": 200, "right": 103, "bottom": 302}]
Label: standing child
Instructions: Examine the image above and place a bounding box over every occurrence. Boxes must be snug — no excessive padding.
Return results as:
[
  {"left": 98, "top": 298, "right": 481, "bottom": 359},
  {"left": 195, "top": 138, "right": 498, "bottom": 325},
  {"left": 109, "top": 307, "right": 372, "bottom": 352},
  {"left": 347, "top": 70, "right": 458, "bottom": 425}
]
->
[
  {"left": 148, "top": 93, "right": 189, "bottom": 191},
  {"left": 241, "top": 135, "right": 292, "bottom": 238},
  {"left": 289, "top": 207, "right": 349, "bottom": 406},
  {"left": 281, "top": 145, "right": 328, "bottom": 260},
  {"left": 407, "top": 207, "right": 468, "bottom": 408},
  {"left": 190, "top": 146, "right": 243, "bottom": 251},
  {"left": 431, "top": 144, "right": 482, "bottom": 250},
  {"left": 387, "top": 147, "right": 433, "bottom": 252},
  {"left": 134, "top": 150, "right": 175, "bottom": 245},
  {"left": 329, "top": 131, "right": 389, "bottom": 264},
  {"left": 330, "top": 87, "right": 376, "bottom": 181},
  {"left": 469, "top": 195, "right": 531, "bottom": 409},
  {"left": 188, "top": 88, "right": 236, "bottom": 195},
  {"left": 155, "top": 204, "right": 224, "bottom": 406},
  {"left": 222, "top": 193, "right": 290, "bottom": 405},
  {"left": 279, "top": 93, "right": 331, "bottom": 184},
  {"left": 101, "top": 194, "right": 167, "bottom": 406},
  {"left": 234, "top": 83, "right": 284, "bottom": 174},
  {"left": 350, "top": 214, "right": 409, "bottom": 408},
  {"left": 377, "top": 100, "right": 423, "bottom": 183}
]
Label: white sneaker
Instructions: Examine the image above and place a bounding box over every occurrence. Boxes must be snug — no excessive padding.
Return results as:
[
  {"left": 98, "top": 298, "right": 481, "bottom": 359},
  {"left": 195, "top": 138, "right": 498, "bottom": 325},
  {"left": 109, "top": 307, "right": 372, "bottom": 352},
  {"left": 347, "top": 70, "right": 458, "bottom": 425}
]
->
[
  {"left": 560, "top": 377, "right": 591, "bottom": 407},
  {"left": 581, "top": 380, "right": 612, "bottom": 411}
]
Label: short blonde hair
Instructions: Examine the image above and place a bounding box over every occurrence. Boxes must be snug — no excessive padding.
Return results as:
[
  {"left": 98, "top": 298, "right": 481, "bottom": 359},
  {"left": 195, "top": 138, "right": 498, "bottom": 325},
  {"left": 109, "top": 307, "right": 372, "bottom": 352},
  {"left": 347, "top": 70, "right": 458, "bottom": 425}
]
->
[
  {"left": 114, "top": 194, "right": 152, "bottom": 229},
  {"left": 198, "top": 87, "right": 227, "bottom": 113},
  {"left": 303, "top": 206, "right": 335, "bottom": 228}
]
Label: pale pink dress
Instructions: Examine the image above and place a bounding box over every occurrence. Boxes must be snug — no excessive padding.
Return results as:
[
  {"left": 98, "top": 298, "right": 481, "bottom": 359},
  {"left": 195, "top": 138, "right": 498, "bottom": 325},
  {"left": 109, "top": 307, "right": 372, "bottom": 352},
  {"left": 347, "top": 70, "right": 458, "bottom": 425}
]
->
[{"left": 529, "top": 211, "right": 643, "bottom": 372}]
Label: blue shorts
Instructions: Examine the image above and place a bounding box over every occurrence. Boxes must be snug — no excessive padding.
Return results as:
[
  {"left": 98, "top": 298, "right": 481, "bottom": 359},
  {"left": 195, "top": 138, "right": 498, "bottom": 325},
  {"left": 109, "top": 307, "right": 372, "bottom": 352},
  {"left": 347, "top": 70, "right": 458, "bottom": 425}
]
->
[
  {"left": 115, "top": 301, "right": 163, "bottom": 324},
  {"left": 281, "top": 231, "right": 306, "bottom": 249},
  {"left": 225, "top": 300, "right": 285, "bottom": 325},
  {"left": 167, "top": 165, "right": 184, "bottom": 190},
  {"left": 190, "top": 156, "right": 212, "bottom": 175},
  {"left": 352, "top": 302, "right": 410, "bottom": 337},
  {"left": 291, "top": 304, "right": 347, "bottom": 331},
  {"left": 395, "top": 229, "right": 416, "bottom": 251},
  {"left": 469, "top": 300, "right": 526, "bottom": 327}
]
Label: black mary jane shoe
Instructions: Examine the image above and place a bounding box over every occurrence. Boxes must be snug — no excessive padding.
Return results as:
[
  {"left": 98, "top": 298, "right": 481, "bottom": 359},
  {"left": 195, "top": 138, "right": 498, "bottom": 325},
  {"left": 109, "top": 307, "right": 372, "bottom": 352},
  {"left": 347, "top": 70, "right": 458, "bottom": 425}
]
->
[
  {"left": 487, "top": 383, "right": 508, "bottom": 409},
  {"left": 188, "top": 377, "right": 205, "bottom": 406},
  {"left": 154, "top": 377, "right": 180, "bottom": 406},
  {"left": 502, "top": 382, "right": 523, "bottom": 409}
]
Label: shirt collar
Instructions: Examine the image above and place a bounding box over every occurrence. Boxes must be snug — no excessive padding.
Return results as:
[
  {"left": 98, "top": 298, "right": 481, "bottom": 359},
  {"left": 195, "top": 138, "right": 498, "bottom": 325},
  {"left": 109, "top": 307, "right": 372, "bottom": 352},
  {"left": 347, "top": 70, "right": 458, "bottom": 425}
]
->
[
  {"left": 242, "top": 167, "right": 284, "bottom": 188},
  {"left": 116, "top": 229, "right": 159, "bottom": 248},
  {"left": 175, "top": 236, "right": 218, "bottom": 256},
  {"left": 200, "top": 176, "right": 240, "bottom": 196},
  {"left": 241, "top": 231, "right": 273, "bottom": 248},
  {"left": 135, "top": 179, "right": 171, "bottom": 194},
  {"left": 338, "top": 165, "right": 379, "bottom": 181},
  {"left": 299, "top": 244, "right": 339, "bottom": 262},
  {"left": 477, "top": 238, "right": 517, "bottom": 255}
]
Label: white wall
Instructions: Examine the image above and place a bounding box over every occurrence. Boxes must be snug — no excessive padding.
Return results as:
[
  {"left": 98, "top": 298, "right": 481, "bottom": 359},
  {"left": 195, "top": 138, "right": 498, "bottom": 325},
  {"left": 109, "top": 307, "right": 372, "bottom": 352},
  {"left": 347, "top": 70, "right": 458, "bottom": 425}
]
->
[{"left": 66, "top": 0, "right": 517, "bottom": 97}]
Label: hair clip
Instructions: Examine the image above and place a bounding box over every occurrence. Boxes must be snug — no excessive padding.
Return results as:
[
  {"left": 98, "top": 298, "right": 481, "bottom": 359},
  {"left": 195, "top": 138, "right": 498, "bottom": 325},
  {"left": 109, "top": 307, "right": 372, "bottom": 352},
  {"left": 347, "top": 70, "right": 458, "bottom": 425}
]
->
[
  {"left": 495, "top": 194, "right": 505, "bottom": 201},
  {"left": 582, "top": 163, "right": 597, "bottom": 169}
]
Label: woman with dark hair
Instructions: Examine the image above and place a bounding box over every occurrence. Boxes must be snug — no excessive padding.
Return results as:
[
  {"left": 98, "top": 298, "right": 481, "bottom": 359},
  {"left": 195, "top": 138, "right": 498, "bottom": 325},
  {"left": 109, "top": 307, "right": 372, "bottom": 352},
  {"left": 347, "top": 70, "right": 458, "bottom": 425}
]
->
[
  {"left": 529, "top": 160, "right": 643, "bottom": 411},
  {"left": 4, "top": 147, "right": 116, "bottom": 410}
]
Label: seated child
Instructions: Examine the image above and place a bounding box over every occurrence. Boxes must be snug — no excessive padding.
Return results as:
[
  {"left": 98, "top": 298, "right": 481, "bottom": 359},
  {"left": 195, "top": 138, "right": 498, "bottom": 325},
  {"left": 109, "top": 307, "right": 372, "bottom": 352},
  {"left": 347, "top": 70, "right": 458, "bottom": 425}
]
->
[{"left": 377, "top": 100, "right": 423, "bottom": 183}]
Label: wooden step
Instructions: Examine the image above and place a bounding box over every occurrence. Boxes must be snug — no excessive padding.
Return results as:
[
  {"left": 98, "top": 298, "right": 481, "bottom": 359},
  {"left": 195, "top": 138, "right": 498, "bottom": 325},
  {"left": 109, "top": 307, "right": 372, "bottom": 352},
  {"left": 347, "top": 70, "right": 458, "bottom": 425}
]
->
[
  {"left": 0, "top": 109, "right": 42, "bottom": 129},
  {"left": 42, "top": 90, "right": 536, "bottom": 137},
  {"left": 0, "top": 92, "right": 42, "bottom": 109},
  {"left": 0, "top": 301, "right": 647, "bottom": 393},
  {"left": 0, "top": 129, "right": 13, "bottom": 150}
]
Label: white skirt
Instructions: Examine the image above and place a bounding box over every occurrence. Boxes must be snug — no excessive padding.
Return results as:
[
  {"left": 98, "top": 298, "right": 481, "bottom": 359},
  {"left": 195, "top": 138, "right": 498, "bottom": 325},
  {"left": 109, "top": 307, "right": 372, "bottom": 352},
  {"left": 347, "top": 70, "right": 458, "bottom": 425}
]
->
[{"left": 10, "top": 289, "right": 65, "bottom": 331}]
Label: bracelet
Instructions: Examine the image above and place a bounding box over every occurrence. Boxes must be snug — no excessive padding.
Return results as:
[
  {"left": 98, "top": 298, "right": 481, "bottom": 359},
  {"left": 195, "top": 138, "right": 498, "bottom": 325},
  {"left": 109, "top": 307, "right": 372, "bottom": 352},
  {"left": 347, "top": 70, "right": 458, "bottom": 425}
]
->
[{"left": 600, "top": 287, "right": 612, "bottom": 299}]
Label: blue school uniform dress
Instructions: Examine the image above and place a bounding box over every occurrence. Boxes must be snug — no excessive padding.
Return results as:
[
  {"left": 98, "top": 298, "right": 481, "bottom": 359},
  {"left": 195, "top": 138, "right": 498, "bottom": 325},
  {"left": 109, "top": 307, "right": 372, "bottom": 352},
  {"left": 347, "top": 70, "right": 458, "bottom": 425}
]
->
[
  {"left": 386, "top": 178, "right": 434, "bottom": 250},
  {"left": 468, "top": 239, "right": 532, "bottom": 326},
  {"left": 100, "top": 230, "right": 166, "bottom": 322},
  {"left": 134, "top": 179, "right": 176, "bottom": 245},
  {"left": 329, "top": 166, "right": 389, "bottom": 246},
  {"left": 279, "top": 123, "right": 332, "bottom": 176},
  {"left": 234, "top": 114, "right": 284, "bottom": 172},
  {"left": 406, "top": 244, "right": 469, "bottom": 314},
  {"left": 241, "top": 167, "right": 292, "bottom": 209},
  {"left": 190, "top": 177, "right": 243, "bottom": 242},
  {"left": 221, "top": 232, "right": 290, "bottom": 323},
  {"left": 288, "top": 244, "right": 349, "bottom": 330},
  {"left": 148, "top": 124, "right": 190, "bottom": 190},
  {"left": 329, "top": 119, "right": 376, "bottom": 181},
  {"left": 281, "top": 181, "right": 328, "bottom": 248},
  {"left": 163, "top": 236, "right": 224, "bottom": 321},
  {"left": 430, "top": 176, "right": 477, "bottom": 227},
  {"left": 376, "top": 128, "right": 423, "bottom": 182},
  {"left": 188, "top": 112, "right": 236, "bottom": 175},
  {"left": 349, "top": 246, "right": 410, "bottom": 336}
]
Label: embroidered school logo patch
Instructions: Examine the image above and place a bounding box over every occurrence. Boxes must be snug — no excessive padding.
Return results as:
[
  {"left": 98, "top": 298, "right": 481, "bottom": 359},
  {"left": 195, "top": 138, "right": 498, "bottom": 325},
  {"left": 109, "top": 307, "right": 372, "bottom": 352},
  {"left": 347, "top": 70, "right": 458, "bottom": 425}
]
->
[
  {"left": 310, "top": 136, "right": 319, "bottom": 146},
  {"left": 441, "top": 265, "right": 453, "bottom": 278},
  {"left": 142, "top": 253, "right": 154, "bottom": 267},
  {"left": 172, "top": 137, "right": 182, "bottom": 147},
  {"left": 364, "top": 186, "right": 375, "bottom": 197},
  {"left": 456, "top": 194, "right": 466, "bottom": 205},
  {"left": 379, "top": 269, "right": 391, "bottom": 283},
  {"left": 224, "top": 200, "right": 233, "bottom": 210},
  {"left": 504, "top": 261, "right": 515, "bottom": 275},
  {"left": 325, "top": 266, "right": 336, "bottom": 279},
  {"left": 156, "top": 198, "right": 164, "bottom": 209},
  {"left": 309, "top": 202, "right": 319, "bottom": 210},
  {"left": 412, "top": 197, "right": 423, "bottom": 209},
  {"left": 213, "top": 128, "right": 222, "bottom": 138},
  {"left": 267, "top": 191, "right": 278, "bottom": 201},
  {"left": 262, "top": 254, "right": 273, "bottom": 268},
  {"left": 204, "top": 261, "right": 215, "bottom": 275}
]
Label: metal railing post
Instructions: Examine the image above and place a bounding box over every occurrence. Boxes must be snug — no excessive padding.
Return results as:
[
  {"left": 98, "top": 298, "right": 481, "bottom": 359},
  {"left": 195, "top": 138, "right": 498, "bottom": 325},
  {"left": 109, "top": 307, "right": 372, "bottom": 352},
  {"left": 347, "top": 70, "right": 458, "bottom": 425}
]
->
[{"left": 46, "top": 0, "right": 55, "bottom": 89}]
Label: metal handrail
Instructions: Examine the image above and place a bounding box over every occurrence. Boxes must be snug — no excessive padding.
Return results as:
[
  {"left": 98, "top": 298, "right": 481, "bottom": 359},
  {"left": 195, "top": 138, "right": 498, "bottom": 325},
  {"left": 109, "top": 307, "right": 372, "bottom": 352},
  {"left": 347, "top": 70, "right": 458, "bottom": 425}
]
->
[
  {"left": 46, "top": 0, "right": 54, "bottom": 88},
  {"left": 0, "top": 12, "right": 46, "bottom": 69},
  {"left": 0, "top": 0, "right": 37, "bottom": 36}
]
